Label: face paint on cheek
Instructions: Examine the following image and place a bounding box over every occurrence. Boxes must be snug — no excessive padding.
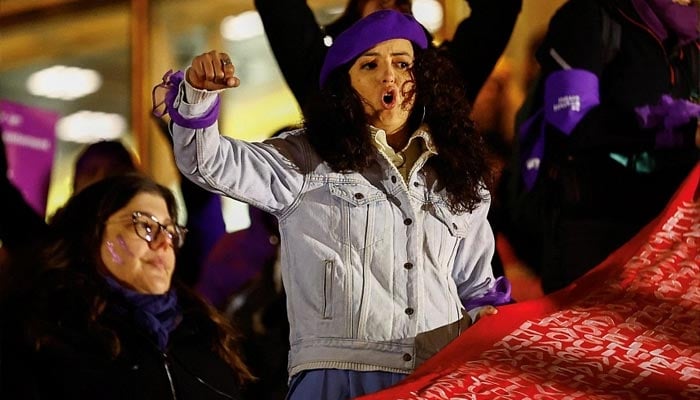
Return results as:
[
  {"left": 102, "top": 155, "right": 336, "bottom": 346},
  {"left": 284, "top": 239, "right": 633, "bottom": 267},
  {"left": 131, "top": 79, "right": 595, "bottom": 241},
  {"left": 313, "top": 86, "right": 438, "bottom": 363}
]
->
[
  {"left": 117, "top": 235, "right": 136, "bottom": 257},
  {"left": 105, "top": 234, "right": 137, "bottom": 266},
  {"left": 105, "top": 240, "right": 124, "bottom": 265}
]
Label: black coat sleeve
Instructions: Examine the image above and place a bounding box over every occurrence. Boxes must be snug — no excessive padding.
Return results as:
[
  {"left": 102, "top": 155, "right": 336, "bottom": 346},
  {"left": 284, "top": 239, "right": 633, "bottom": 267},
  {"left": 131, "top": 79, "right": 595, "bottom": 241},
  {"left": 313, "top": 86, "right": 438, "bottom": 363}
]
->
[
  {"left": 445, "top": 0, "right": 522, "bottom": 102},
  {"left": 254, "top": 0, "right": 328, "bottom": 109}
]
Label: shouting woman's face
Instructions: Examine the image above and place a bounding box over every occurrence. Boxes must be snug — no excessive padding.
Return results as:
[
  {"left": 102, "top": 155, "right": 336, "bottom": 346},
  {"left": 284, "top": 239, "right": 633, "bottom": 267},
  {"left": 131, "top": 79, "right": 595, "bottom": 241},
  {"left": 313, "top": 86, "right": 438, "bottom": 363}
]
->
[{"left": 349, "top": 38, "right": 416, "bottom": 139}]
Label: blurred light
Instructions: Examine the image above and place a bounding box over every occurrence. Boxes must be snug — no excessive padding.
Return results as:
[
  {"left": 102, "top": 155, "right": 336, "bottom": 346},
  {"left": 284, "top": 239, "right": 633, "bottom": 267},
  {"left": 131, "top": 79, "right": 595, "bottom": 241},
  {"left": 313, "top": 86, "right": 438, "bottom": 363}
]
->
[
  {"left": 222, "top": 197, "right": 251, "bottom": 233},
  {"left": 26, "top": 65, "right": 102, "bottom": 100},
  {"left": 56, "top": 111, "right": 126, "bottom": 143},
  {"left": 412, "top": 0, "right": 444, "bottom": 33},
  {"left": 220, "top": 11, "right": 264, "bottom": 41}
]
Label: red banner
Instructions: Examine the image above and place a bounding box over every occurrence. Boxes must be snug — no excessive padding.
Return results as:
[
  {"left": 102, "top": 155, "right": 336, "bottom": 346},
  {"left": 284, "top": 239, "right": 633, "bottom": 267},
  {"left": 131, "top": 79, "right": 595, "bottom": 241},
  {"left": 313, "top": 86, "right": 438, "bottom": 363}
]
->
[{"left": 361, "top": 163, "right": 700, "bottom": 400}]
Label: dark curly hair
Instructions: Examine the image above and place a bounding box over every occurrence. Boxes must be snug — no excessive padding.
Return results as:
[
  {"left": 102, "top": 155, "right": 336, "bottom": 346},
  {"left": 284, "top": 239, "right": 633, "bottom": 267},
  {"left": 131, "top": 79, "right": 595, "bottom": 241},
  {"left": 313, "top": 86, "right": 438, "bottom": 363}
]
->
[
  {"left": 304, "top": 46, "right": 494, "bottom": 213},
  {"left": 24, "top": 174, "right": 253, "bottom": 384}
]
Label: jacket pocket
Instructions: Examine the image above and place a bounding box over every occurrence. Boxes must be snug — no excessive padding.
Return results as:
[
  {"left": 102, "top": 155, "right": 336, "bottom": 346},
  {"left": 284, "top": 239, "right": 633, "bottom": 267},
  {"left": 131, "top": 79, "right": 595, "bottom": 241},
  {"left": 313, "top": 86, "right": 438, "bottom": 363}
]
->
[
  {"left": 328, "top": 182, "right": 390, "bottom": 250},
  {"left": 322, "top": 259, "right": 334, "bottom": 319}
]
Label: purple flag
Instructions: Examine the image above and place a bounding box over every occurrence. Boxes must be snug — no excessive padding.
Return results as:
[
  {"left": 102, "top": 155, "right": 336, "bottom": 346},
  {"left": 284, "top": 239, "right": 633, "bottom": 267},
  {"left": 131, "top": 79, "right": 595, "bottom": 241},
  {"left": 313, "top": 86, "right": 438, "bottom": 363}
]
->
[{"left": 0, "top": 100, "right": 59, "bottom": 217}]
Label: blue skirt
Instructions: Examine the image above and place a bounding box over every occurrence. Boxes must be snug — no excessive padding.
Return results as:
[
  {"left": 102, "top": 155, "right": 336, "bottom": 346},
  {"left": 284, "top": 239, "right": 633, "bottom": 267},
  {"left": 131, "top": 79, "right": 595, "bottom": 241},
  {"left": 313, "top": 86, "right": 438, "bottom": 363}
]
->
[{"left": 287, "top": 369, "right": 408, "bottom": 400}]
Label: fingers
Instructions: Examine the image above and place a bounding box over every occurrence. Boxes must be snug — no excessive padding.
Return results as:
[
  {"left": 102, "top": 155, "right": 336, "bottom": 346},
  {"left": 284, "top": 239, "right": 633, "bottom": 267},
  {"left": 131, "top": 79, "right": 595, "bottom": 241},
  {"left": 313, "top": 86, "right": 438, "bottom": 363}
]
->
[
  {"left": 477, "top": 306, "right": 498, "bottom": 321},
  {"left": 187, "top": 50, "right": 240, "bottom": 90}
]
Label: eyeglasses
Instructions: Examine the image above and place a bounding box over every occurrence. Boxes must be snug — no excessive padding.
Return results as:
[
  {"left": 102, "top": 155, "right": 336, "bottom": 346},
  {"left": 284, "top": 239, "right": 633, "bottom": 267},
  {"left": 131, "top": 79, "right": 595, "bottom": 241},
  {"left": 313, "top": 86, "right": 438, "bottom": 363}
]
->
[{"left": 131, "top": 211, "right": 187, "bottom": 249}]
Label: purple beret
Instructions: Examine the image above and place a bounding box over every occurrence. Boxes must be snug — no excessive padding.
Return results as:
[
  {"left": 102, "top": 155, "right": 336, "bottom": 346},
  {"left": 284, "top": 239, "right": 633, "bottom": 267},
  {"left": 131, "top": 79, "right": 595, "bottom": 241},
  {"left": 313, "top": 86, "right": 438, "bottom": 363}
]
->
[{"left": 319, "top": 10, "right": 429, "bottom": 88}]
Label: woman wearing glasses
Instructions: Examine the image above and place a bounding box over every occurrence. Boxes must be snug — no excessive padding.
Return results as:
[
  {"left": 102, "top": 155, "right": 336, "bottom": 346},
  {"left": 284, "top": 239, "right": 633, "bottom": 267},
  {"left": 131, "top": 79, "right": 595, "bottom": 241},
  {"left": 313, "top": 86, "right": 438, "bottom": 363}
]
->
[{"left": 0, "top": 174, "right": 252, "bottom": 399}]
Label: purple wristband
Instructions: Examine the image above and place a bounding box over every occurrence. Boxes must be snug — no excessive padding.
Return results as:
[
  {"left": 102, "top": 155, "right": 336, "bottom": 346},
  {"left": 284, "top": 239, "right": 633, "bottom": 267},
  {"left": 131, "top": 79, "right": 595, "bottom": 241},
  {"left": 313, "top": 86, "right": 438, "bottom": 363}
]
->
[{"left": 153, "top": 70, "right": 221, "bottom": 129}]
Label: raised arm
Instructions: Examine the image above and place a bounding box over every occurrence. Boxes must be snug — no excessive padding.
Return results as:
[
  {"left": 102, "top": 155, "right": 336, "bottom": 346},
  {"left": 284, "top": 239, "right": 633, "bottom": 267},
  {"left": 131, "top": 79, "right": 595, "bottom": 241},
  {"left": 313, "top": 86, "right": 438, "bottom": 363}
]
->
[
  {"left": 254, "top": 0, "right": 328, "bottom": 108},
  {"left": 163, "top": 51, "right": 304, "bottom": 215},
  {"left": 445, "top": 0, "right": 522, "bottom": 102}
]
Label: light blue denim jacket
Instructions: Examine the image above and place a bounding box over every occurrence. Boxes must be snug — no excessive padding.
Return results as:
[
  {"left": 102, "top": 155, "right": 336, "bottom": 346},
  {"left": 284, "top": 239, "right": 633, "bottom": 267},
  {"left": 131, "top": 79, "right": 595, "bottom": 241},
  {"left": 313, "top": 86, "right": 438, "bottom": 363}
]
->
[{"left": 171, "top": 84, "right": 497, "bottom": 377}]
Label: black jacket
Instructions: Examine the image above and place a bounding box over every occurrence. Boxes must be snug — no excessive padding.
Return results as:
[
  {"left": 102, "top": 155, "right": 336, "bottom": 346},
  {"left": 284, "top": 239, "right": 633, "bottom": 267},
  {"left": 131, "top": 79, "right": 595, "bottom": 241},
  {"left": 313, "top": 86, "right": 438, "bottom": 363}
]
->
[
  {"left": 0, "top": 274, "right": 244, "bottom": 400},
  {"left": 254, "top": 0, "right": 522, "bottom": 108},
  {"left": 506, "top": 0, "right": 699, "bottom": 292},
  {"left": 523, "top": 0, "right": 699, "bottom": 218}
]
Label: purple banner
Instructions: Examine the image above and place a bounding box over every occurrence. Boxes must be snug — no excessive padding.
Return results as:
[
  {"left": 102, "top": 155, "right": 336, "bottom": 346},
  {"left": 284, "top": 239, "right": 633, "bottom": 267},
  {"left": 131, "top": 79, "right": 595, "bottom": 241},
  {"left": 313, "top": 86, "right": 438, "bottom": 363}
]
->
[{"left": 0, "top": 100, "right": 59, "bottom": 217}]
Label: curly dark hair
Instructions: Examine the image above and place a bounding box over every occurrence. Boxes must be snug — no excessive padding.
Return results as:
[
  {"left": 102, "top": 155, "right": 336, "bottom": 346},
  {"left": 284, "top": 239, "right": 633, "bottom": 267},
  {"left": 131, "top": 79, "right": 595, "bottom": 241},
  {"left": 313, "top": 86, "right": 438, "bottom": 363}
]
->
[
  {"left": 304, "top": 46, "right": 494, "bottom": 213},
  {"left": 25, "top": 174, "right": 253, "bottom": 384}
]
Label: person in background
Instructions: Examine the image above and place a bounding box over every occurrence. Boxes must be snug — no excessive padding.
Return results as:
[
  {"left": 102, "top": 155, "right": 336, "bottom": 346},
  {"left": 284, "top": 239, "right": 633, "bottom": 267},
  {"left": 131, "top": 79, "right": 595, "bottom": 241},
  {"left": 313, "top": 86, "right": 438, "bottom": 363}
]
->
[
  {"left": 254, "top": 0, "right": 522, "bottom": 108},
  {"left": 0, "top": 138, "right": 140, "bottom": 293},
  {"left": 0, "top": 127, "right": 47, "bottom": 279},
  {"left": 0, "top": 173, "right": 253, "bottom": 399},
  {"left": 507, "top": 0, "right": 700, "bottom": 293},
  {"left": 159, "top": 10, "right": 510, "bottom": 399},
  {"left": 72, "top": 140, "right": 139, "bottom": 193},
  {"left": 0, "top": 122, "right": 225, "bottom": 290}
]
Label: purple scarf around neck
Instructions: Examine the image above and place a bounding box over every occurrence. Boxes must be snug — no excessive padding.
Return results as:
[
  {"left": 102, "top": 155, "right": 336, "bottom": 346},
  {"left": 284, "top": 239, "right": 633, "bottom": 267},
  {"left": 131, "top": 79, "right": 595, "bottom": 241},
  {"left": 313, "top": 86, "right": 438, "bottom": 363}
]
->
[
  {"left": 103, "top": 275, "right": 181, "bottom": 351},
  {"left": 631, "top": 0, "right": 699, "bottom": 45}
]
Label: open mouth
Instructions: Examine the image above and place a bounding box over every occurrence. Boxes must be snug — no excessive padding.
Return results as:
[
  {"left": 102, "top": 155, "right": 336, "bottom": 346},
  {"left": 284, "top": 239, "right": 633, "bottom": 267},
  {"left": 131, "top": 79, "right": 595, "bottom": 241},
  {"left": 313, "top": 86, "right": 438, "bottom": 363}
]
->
[{"left": 382, "top": 88, "right": 397, "bottom": 109}]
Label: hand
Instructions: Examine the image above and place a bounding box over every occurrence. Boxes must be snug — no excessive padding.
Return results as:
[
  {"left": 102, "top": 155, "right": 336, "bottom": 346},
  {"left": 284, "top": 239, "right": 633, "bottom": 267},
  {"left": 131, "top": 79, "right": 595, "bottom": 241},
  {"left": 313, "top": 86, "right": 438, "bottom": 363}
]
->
[
  {"left": 475, "top": 305, "right": 498, "bottom": 322},
  {"left": 186, "top": 50, "right": 240, "bottom": 91}
]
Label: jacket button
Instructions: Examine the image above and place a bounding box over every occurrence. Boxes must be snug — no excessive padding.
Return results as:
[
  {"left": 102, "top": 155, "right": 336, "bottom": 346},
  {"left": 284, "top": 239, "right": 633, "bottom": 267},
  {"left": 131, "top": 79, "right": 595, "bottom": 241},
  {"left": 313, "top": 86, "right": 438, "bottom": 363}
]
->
[
  {"left": 391, "top": 176, "right": 397, "bottom": 183},
  {"left": 413, "top": 182, "right": 419, "bottom": 187},
  {"left": 403, "top": 353, "right": 412, "bottom": 362},
  {"left": 404, "top": 218, "right": 412, "bottom": 226},
  {"left": 452, "top": 222, "right": 458, "bottom": 230},
  {"left": 404, "top": 262, "right": 413, "bottom": 270},
  {"left": 354, "top": 193, "right": 364, "bottom": 199},
  {"left": 405, "top": 307, "right": 414, "bottom": 315}
]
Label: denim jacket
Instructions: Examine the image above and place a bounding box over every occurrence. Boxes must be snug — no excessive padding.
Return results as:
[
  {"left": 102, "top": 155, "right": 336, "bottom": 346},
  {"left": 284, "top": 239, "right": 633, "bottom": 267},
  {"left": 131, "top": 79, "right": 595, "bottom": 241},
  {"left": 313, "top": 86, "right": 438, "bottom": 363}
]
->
[{"left": 171, "top": 86, "right": 497, "bottom": 377}]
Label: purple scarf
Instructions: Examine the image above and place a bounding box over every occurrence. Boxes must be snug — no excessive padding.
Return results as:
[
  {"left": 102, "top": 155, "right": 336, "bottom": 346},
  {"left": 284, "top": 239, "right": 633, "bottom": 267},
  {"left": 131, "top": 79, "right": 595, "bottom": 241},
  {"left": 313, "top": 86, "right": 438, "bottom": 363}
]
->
[
  {"left": 631, "top": 0, "right": 699, "bottom": 45},
  {"left": 103, "top": 276, "right": 181, "bottom": 351}
]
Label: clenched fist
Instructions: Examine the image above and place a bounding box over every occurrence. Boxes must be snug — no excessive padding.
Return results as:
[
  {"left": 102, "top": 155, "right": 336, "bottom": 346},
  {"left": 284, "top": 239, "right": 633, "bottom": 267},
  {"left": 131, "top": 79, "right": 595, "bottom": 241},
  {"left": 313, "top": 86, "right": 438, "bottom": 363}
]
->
[{"left": 186, "top": 50, "right": 240, "bottom": 91}]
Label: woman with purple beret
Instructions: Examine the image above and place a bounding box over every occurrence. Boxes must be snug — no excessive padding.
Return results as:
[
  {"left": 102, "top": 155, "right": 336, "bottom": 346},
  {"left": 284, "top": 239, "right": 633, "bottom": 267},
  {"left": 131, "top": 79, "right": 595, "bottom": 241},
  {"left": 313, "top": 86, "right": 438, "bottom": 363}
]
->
[{"left": 159, "top": 10, "right": 510, "bottom": 399}]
